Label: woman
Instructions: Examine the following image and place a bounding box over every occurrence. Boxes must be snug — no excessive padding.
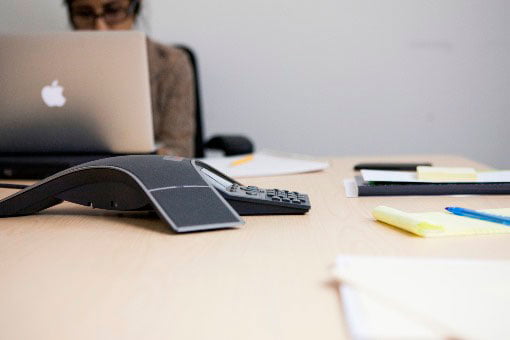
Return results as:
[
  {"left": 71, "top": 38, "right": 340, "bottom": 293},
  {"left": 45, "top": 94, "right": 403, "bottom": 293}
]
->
[{"left": 64, "top": 0, "right": 196, "bottom": 157}]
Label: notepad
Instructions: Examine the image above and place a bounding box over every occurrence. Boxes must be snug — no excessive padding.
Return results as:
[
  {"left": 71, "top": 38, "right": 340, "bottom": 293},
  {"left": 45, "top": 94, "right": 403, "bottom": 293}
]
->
[
  {"left": 372, "top": 206, "right": 510, "bottom": 237},
  {"left": 417, "top": 166, "right": 477, "bottom": 181},
  {"left": 334, "top": 256, "right": 510, "bottom": 340}
]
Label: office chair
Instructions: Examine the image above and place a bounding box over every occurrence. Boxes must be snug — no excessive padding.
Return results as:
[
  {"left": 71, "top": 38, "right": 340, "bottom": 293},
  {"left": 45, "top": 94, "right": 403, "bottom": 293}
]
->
[{"left": 175, "top": 45, "right": 254, "bottom": 158}]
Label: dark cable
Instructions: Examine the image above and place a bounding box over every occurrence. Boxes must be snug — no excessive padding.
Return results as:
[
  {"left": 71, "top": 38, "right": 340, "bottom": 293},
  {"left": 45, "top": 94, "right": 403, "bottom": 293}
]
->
[{"left": 0, "top": 183, "right": 28, "bottom": 190}]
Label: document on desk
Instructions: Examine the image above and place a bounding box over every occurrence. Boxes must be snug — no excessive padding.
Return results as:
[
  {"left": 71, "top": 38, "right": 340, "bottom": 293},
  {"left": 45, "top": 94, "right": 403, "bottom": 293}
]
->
[
  {"left": 201, "top": 150, "right": 329, "bottom": 178},
  {"left": 334, "top": 255, "right": 510, "bottom": 340},
  {"left": 343, "top": 173, "right": 510, "bottom": 197},
  {"left": 361, "top": 169, "right": 510, "bottom": 183}
]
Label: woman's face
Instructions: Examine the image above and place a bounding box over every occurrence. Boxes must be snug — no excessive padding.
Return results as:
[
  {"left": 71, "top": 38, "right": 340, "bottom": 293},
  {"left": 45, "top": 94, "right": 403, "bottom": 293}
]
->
[{"left": 68, "top": 0, "right": 137, "bottom": 31}]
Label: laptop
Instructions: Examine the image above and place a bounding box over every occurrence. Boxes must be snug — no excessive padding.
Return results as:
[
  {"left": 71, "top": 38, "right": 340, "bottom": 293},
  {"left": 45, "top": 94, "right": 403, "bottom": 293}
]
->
[{"left": 0, "top": 31, "right": 156, "bottom": 178}]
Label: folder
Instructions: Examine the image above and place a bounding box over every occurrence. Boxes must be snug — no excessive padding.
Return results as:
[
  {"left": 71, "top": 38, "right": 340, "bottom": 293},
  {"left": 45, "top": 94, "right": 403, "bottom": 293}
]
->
[{"left": 355, "top": 175, "right": 510, "bottom": 196}]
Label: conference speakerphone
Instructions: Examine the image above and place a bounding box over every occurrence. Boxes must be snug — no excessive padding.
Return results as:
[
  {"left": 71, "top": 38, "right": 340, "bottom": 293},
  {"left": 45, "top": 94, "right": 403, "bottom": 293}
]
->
[{"left": 0, "top": 155, "right": 311, "bottom": 233}]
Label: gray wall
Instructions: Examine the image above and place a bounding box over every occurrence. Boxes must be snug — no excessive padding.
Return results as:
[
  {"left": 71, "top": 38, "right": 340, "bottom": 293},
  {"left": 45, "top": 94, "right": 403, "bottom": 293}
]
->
[{"left": 1, "top": 0, "right": 509, "bottom": 167}]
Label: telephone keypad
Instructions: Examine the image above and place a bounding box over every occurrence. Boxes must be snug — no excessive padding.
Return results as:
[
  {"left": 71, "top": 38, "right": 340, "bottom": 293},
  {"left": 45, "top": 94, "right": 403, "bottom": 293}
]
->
[{"left": 227, "top": 184, "right": 310, "bottom": 207}]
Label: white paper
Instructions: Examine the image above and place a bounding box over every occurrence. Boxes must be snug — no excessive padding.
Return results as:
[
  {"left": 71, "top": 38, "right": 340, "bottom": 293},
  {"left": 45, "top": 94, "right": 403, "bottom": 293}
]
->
[
  {"left": 361, "top": 169, "right": 510, "bottom": 183},
  {"left": 340, "top": 284, "right": 438, "bottom": 339},
  {"left": 334, "top": 256, "right": 510, "bottom": 340},
  {"left": 200, "top": 150, "right": 329, "bottom": 178},
  {"left": 343, "top": 178, "right": 358, "bottom": 198}
]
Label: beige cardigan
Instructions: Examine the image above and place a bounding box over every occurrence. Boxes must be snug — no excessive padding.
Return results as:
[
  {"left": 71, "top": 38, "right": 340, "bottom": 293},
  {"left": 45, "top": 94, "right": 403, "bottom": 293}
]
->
[{"left": 147, "top": 39, "right": 195, "bottom": 157}]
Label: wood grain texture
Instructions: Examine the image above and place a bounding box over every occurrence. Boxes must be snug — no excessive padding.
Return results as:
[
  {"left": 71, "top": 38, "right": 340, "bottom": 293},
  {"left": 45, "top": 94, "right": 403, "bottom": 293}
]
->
[{"left": 0, "top": 155, "right": 508, "bottom": 340}]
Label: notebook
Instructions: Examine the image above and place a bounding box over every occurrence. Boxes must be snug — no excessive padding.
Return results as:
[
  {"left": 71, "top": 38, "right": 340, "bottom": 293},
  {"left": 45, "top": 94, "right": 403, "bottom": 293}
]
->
[
  {"left": 346, "top": 176, "right": 510, "bottom": 197},
  {"left": 334, "top": 255, "right": 510, "bottom": 340},
  {"left": 343, "top": 168, "right": 510, "bottom": 197},
  {"left": 361, "top": 169, "right": 510, "bottom": 183},
  {"left": 372, "top": 206, "right": 510, "bottom": 237}
]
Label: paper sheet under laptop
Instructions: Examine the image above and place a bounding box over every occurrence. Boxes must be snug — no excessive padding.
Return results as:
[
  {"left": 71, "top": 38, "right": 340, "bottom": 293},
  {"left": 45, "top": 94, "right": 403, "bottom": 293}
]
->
[
  {"left": 334, "top": 256, "right": 510, "bottom": 340},
  {"left": 201, "top": 150, "right": 329, "bottom": 178},
  {"left": 361, "top": 169, "right": 510, "bottom": 183}
]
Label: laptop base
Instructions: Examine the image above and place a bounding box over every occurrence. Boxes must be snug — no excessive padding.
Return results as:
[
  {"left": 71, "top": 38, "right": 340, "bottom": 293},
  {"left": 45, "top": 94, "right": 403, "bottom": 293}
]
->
[{"left": 0, "top": 153, "right": 128, "bottom": 179}]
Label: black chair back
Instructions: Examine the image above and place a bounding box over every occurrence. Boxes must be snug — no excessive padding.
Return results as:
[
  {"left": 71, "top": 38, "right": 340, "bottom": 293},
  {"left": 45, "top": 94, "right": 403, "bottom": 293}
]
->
[{"left": 175, "top": 45, "right": 205, "bottom": 158}]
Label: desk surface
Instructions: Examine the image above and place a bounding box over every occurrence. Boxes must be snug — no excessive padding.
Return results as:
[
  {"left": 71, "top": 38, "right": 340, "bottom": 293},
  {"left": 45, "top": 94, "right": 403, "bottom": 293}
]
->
[{"left": 1, "top": 154, "right": 509, "bottom": 340}]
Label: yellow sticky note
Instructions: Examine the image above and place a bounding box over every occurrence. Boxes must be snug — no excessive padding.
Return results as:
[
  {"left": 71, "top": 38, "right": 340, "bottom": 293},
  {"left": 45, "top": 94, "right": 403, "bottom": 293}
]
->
[
  {"left": 372, "top": 206, "right": 510, "bottom": 237},
  {"left": 372, "top": 206, "right": 444, "bottom": 237},
  {"left": 416, "top": 166, "right": 477, "bottom": 181}
]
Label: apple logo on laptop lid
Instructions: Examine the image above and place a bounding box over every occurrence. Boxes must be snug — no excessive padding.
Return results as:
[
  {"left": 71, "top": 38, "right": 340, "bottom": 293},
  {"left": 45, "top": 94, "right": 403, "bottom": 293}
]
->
[{"left": 41, "top": 80, "right": 66, "bottom": 107}]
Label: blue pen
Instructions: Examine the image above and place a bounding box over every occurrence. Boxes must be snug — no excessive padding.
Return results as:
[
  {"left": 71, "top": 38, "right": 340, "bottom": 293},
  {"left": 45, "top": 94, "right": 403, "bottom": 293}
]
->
[{"left": 445, "top": 207, "right": 510, "bottom": 226}]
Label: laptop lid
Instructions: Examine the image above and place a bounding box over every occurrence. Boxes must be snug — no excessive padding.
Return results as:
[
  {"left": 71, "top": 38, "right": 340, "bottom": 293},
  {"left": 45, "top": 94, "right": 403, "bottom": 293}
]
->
[{"left": 0, "top": 31, "right": 155, "bottom": 154}]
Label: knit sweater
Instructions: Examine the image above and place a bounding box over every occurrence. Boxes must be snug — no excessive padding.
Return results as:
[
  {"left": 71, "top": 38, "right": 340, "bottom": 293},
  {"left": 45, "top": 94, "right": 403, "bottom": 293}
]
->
[{"left": 147, "top": 38, "right": 195, "bottom": 157}]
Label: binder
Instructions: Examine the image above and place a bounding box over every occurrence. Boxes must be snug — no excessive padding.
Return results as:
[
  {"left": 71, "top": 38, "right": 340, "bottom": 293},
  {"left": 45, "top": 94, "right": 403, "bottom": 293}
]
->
[{"left": 355, "top": 176, "right": 510, "bottom": 196}]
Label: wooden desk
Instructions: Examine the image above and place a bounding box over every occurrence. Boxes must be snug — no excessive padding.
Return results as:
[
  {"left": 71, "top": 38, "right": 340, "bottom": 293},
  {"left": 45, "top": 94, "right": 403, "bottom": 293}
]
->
[{"left": 1, "top": 155, "right": 509, "bottom": 340}]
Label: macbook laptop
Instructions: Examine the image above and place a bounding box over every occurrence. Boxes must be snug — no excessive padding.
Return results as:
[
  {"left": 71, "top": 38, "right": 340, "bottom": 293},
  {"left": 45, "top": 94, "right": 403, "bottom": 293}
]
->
[{"left": 0, "top": 31, "right": 156, "bottom": 178}]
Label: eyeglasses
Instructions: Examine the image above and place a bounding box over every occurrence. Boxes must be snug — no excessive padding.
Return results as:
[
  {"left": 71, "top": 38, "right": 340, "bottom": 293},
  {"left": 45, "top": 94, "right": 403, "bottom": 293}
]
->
[{"left": 70, "top": 0, "right": 138, "bottom": 28}]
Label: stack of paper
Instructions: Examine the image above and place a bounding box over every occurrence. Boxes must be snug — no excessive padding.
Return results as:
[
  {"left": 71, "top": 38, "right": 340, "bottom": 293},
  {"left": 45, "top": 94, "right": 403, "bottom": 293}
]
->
[
  {"left": 361, "top": 169, "right": 510, "bottom": 183},
  {"left": 343, "top": 169, "right": 510, "bottom": 197},
  {"left": 334, "top": 255, "right": 510, "bottom": 339},
  {"left": 201, "top": 150, "right": 329, "bottom": 178}
]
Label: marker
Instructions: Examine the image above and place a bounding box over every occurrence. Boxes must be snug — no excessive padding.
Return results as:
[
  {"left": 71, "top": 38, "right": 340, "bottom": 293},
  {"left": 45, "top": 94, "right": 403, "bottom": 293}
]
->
[
  {"left": 230, "top": 154, "right": 254, "bottom": 167},
  {"left": 445, "top": 207, "right": 510, "bottom": 226}
]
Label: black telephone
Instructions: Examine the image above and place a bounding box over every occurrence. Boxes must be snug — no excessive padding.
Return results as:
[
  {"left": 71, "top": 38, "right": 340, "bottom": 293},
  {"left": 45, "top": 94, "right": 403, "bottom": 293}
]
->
[
  {"left": 0, "top": 155, "right": 311, "bottom": 233},
  {"left": 197, "top": 165, "right": 310, "bottom": 215}
]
